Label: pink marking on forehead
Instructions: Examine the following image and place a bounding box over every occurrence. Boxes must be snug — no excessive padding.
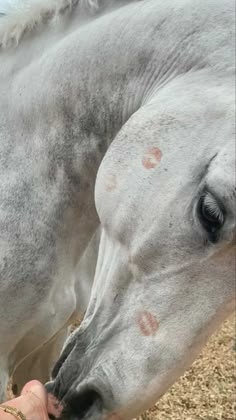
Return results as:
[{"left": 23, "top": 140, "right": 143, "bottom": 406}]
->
[
  {"left": 47, "top": 393, "right": 64, "bottom": 418},
  {"left": 105, "top": 174, "right": 117, "bottom": 191},
  {"left": 137, "top": 311, "right": 159, "bottom": 336},
  {"left": 142, "top": 147, "right": 162, "bottom": 169}
]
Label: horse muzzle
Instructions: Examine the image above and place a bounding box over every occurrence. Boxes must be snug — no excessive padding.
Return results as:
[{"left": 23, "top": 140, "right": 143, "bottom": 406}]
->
[{"left": 46, "top": 381, "right": 105, "bottom": 420}]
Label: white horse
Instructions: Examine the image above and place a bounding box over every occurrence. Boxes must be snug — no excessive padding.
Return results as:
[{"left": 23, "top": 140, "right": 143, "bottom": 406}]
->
[{"left": 0, "top": 0, "right": 235, "bottom": 418}]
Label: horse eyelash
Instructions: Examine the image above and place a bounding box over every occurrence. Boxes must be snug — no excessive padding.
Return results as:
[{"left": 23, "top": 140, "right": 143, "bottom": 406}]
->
[{"left": 203, "top": 192, "right": 224, "bottom": 224}]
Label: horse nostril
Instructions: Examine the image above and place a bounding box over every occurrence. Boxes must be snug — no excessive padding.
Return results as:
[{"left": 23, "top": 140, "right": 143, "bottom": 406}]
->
[{"left": 66, "top": 388, "right": 103, "bottom": 419}]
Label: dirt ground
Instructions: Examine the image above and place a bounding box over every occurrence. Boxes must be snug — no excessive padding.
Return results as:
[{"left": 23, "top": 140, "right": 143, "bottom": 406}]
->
[{"left": 137, "top": 316, "right": 235, "bottom": 420}]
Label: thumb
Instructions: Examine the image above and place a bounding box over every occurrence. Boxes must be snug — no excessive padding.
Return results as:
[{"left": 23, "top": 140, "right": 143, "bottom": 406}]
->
[
  {"left": 20, "top": 380, "right": 48, "bottom": 419},
  {"left": 21, "top": 380, "right": 48, "bottom": 406},
  {"left": 1, "top": 381, "right": 48, "bottom": 420},
  {"left": 14, "top": 380, "right": 48, "bottom": 419}
]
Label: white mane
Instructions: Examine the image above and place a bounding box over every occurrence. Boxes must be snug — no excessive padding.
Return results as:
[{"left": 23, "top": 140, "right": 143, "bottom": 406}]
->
[{"left": 0, "top": 0, "right": 100, "bottom": 49}]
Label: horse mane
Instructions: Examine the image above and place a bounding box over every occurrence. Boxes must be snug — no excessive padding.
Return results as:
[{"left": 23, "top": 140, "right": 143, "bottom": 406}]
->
[{"left": 0, "top": 0, "right": 100, "bottom": 49}]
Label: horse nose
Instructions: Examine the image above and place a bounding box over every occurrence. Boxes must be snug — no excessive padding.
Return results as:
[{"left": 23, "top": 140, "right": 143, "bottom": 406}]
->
[{"left": 66, "top": 388, "right": 103, "bottom": 420}]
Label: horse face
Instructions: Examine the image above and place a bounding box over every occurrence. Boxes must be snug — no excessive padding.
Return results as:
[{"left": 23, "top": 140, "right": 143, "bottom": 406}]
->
[{"left": 48, "top": 81, "right": 235, "bottom": 419}]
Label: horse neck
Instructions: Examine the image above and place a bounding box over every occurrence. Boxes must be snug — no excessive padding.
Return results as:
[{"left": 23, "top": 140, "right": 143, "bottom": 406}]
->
[
  {"left": 49, "top": 18, "right": 150, "bottom": 146},
  {"left": 9, "top": 3, "right": 161, "bottom": 151},
  {"left": 7, "top": 0, "right": 232, "bottom": 160}
]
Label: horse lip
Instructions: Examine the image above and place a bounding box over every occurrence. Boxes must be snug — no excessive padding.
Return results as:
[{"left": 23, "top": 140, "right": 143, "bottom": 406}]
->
[{"left": 47, "top": 390, "right": 64, "bottom": 419}]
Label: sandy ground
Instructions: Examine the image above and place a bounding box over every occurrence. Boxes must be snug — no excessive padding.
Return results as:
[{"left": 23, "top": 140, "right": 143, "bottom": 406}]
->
[{"left": 137, "top": 316, "right": 235, "bottom": 420}]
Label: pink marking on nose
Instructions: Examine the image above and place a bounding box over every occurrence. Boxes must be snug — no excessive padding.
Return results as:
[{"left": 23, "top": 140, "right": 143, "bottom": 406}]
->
[
  {"left": 105, "top": 174, "right": 117, "bottom": 191},
  {"left": 137, "top": 311, "right": 159, "bottom": 336},
  {"left": 47, "top": 394, "right": 64, "bottom": 418},
  {"left": 142, "top": 147, "right": 162, "bottom": 169}
]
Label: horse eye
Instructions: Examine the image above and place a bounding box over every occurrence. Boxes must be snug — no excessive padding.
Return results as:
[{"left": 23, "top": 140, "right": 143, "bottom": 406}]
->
[{"left": 197, "top": 191, "right": 225, "bottom": 240}]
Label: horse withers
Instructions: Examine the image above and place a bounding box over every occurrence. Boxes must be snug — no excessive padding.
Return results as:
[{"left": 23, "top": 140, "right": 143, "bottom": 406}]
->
[{"left": 0, "top": 0, "right": 235, "bottom": 418}]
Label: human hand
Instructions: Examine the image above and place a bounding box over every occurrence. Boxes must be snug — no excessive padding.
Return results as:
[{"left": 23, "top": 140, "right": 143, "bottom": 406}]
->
[{"left": 0, "top": 381, "right": 48, "bottom": 420}]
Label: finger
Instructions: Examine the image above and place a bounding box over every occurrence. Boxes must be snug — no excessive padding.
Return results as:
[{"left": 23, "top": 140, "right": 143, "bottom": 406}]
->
[
  {"left": 21, "top": 380, "right": 47, "bottom": 406},
  {"left": 2, "top": 381, "right": 48, "bottom": 420}
]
